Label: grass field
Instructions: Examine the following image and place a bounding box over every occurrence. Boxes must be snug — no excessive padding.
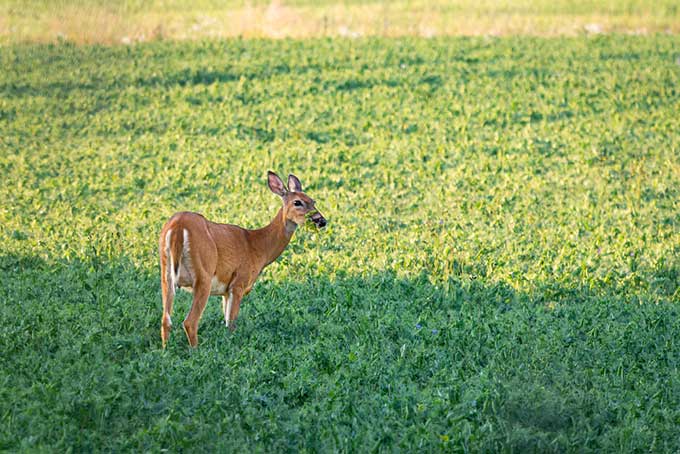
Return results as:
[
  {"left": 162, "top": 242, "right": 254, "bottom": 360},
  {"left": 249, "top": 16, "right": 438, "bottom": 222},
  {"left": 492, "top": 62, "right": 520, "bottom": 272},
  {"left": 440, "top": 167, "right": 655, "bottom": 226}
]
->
[
  {"left": 2, "top": 0, "right": 680, "bottom": 43},
  {"left": 1, "top": 35, "right": 680, "bottom": 451}
]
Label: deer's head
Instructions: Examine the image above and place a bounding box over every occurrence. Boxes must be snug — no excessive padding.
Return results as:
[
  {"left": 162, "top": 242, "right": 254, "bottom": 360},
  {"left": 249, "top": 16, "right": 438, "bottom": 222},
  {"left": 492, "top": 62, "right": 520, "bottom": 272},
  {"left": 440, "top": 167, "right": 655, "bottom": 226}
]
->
[{"left": 268, "top": 171, "right": 327, "bottom": 229}]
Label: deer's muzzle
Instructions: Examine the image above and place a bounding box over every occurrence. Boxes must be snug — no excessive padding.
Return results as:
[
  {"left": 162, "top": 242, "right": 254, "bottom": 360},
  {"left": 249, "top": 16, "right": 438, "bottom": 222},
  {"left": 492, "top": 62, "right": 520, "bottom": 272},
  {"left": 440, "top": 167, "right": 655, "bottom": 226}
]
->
[{"left": 308, "top": 209, "right": 327, "bottom": 228}]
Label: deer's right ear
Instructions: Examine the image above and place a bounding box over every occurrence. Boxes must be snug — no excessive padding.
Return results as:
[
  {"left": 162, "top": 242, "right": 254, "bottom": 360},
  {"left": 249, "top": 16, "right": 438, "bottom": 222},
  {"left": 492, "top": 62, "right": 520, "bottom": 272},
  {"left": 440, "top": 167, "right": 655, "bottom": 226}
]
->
[{"left": 267, "top": 171, "right": 287, "bottom": 197}]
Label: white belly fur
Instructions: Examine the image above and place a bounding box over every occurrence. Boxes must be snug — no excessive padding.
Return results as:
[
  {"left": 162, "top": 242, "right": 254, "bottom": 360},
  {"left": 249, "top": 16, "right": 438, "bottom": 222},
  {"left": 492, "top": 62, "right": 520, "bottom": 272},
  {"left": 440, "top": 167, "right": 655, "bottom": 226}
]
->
[{"left": 210, "top": 276, "right": 228, "bottom": 295}]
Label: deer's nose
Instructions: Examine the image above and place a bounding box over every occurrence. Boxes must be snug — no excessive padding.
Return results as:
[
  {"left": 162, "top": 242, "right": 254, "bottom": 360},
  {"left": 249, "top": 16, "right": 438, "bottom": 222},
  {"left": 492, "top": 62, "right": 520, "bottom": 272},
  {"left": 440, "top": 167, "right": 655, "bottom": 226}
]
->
[{"left": 309, "top": 210, "right": 327, "bottom": 228}]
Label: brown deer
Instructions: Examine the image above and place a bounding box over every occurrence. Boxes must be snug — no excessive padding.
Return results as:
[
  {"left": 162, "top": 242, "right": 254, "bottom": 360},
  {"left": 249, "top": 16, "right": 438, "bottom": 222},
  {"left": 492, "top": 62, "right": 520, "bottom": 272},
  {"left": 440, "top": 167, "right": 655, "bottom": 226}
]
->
[{"left": 158, "top": 171, "right": 326, "bottom": 347}]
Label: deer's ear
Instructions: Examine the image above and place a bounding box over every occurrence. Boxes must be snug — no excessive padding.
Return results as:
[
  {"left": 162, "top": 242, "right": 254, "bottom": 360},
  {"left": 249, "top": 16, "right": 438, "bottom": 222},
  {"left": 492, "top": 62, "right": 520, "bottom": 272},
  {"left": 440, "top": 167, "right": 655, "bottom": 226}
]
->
[
  {"left": 288, "top": 174, "right": 302, "bottom": 193},
  {"left": 268, "top": 171, "right": 287, "bottom": 197}
]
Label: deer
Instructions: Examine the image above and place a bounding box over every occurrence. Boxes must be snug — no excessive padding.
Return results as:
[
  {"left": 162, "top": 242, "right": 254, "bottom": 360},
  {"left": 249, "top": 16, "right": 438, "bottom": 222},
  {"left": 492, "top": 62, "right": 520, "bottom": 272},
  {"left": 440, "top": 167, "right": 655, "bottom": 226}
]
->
[{"left": 158, "top": 171, "right": 326, "bottom": 347}]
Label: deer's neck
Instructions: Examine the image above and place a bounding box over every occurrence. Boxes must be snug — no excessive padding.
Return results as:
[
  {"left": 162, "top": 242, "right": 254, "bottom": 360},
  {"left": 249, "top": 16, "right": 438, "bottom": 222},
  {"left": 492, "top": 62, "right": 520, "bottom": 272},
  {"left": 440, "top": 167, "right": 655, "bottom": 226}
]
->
[{"left": 249, "top": 208, "right": 296, "bottom": 267}]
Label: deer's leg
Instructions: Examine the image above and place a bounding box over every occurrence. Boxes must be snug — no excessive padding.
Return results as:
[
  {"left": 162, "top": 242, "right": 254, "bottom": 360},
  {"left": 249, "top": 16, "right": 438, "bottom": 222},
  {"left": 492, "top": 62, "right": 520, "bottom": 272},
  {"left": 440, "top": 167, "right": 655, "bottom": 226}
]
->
[
  {"left": 160, "top": 270, "right": 175, "bottom": 348},
  {"left": 227, "top": 287, "right": 245, "bottom": 332},
  {"left": 182, "top": 275, "right": 211, "bottom": 347},
  {"left": 159, "top": 234, "right": 179, "bottom": 348},
  {"left": 222, "top": 292, "right": 233, "bottom": 327}
]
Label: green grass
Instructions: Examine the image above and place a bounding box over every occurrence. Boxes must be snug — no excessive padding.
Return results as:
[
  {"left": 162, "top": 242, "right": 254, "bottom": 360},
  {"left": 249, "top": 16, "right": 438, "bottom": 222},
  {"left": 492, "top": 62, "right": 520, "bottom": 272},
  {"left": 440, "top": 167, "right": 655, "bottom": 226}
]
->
[{"left": 1, "top": 36, "right": 680, "bottom": 451}]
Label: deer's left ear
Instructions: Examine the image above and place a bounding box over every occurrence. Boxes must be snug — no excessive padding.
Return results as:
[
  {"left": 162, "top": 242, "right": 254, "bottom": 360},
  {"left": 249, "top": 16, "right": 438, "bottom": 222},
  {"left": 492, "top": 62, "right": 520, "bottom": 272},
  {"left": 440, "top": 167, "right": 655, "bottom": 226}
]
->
[
  {"left": 288, "top": 174, "right": 302, "bottom": 193},
  {"left": 268, "top": 171, "right": 287, "bottom": 197}
]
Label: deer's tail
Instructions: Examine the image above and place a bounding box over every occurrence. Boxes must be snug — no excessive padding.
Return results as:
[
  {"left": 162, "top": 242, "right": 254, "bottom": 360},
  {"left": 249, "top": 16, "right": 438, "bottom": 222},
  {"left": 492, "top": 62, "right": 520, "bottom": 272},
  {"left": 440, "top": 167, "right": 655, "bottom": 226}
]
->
[{"left": 164, "top": 228, "right": 185, "bottom": 293}]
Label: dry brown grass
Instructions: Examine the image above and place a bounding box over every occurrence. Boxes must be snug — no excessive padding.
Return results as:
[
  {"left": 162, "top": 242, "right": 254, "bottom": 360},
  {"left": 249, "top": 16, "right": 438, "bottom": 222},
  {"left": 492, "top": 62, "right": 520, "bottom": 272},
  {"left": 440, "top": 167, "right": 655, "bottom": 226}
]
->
[{"left": 1, "top": 0, "right": 679, "bottom": 44}]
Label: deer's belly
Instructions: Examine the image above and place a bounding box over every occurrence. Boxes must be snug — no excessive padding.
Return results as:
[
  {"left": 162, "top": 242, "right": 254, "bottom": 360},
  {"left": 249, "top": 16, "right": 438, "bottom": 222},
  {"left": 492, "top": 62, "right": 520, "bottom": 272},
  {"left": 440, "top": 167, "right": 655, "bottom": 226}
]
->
[
  {"left": 177, "top": 255, "right": 229, "bottom": 296},
  {"left": 209, "top": 276, "right": 228, "bottom": 295}
]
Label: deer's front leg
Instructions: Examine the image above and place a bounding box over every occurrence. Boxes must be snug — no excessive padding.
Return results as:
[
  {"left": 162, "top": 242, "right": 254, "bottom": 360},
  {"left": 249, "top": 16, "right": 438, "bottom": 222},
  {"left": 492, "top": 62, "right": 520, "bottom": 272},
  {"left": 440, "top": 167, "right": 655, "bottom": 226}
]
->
[
  {"left": 222, "top": 292, "right": 233, "bottom": 327},
  {"left": 226, "top": 287, "right": 245, "bottom": 332}
]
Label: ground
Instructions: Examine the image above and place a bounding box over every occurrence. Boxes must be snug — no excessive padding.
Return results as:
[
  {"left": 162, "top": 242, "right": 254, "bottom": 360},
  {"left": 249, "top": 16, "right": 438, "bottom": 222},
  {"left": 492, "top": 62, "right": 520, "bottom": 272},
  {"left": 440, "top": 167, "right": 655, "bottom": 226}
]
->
[{"left": 1, "top": 27, "right": 679, "bottom": 453}]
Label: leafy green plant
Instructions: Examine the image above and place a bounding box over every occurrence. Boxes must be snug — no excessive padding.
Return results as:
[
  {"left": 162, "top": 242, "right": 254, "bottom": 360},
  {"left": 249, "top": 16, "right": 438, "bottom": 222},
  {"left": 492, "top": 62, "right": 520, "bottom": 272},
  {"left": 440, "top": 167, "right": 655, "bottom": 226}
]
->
[{"left": 1, "top": 36, "right": 679, "bottom": 451}]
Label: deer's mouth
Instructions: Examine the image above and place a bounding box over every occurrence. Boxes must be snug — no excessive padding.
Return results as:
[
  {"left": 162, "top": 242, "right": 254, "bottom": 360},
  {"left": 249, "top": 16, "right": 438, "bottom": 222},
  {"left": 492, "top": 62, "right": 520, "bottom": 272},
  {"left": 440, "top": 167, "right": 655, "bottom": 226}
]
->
[{"left": 308, "top": 210, "right": 327, "bottom": 228}]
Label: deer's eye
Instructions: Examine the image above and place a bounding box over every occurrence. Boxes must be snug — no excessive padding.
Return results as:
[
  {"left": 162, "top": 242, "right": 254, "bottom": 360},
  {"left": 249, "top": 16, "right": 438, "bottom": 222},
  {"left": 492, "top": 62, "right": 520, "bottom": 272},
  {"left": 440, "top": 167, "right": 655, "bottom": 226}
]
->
[{"left": 294, "top": 200, "right": 303, "bottom": 207}]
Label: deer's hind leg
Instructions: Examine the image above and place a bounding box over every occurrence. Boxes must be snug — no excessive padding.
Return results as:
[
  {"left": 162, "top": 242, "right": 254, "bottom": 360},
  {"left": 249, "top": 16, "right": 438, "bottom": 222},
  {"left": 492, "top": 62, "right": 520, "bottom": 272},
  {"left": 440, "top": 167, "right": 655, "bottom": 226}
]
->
[
  {"left": 182, "top": 275, "right": 211, "bottom": 347},
  {"left": 180, "top": 229, "right": 217, "bottom": 347},
  {"left": 160, "top": 269, "right": 175, "bottom": 348},
  {"left": 160, "top": 229, "right": 178, "bottom": 348}
]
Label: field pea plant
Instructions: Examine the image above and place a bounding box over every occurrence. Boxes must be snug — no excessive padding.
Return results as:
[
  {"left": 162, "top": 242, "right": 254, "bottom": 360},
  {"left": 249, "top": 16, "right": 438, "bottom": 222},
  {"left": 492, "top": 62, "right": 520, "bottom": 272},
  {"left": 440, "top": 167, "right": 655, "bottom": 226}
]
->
[{"left": 1, "top": 36, "right": 679, "bottom": 451}]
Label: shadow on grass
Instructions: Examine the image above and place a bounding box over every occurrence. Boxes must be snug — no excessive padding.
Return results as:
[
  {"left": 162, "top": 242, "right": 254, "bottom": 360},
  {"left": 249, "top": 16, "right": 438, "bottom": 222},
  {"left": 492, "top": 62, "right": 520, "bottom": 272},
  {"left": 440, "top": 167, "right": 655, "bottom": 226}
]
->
[{"left": 1, "top": 252, "right": 679, "bottom": 452}]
